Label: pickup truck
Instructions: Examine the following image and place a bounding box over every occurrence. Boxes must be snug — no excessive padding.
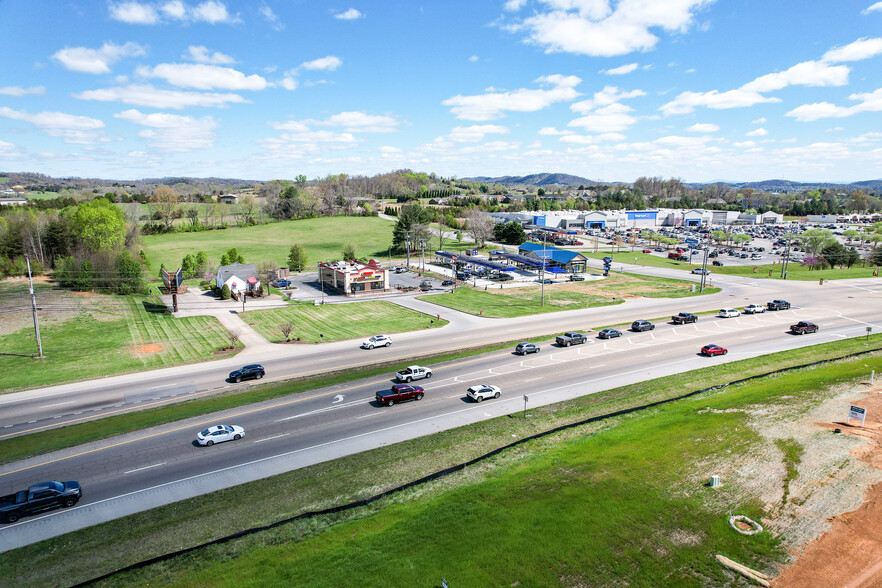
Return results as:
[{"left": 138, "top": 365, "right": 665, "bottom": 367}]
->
[
  {"left": 395, "top": 365, "right": 433, "bottom": 382},
  {"left": 790, "top": 321, "right": 819, "bottom": 335},
  {"left": 376, "top": 384, "right": 424, "bottom": 406},
  {"left": 743, "top": 304, "right": 766, "bottom": 314},
  {"left": 1, "top": 480, "right": 82, "bottom": 523},
  {"left": 555, "top": 332, "right": 588, "bottom": 346},
  {"left": 767, "top": 299, "right": 791, "bottom": 311},
  {"left": 671, "top": 312, "right": 698, "bottom": 324}
]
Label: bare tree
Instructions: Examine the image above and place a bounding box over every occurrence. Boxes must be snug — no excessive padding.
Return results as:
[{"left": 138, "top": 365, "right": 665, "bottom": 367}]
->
[
  {"left": 149, "top": 186, "right": 179, "bottom": 230},
  {"left": 279, "top": 320, "right": 295, "bottom": 342},
  {"left": 464, "top": 208, "right": 495, "bottom": 248},
  {"left": 436, "top": 219, "right": 446, "bottom": 251},
  {"left": 227, "top": 329, "right": 241, "bottom": 349}
]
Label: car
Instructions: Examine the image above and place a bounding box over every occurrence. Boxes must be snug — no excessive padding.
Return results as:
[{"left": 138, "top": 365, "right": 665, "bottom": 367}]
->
[
  {"left": 743, "top": 304, "right": 766, "bottom": 314},
  {"left": 751, "top": 253, "right": 762, "bottom": 259},
  {"left": 273, "top": 279, "right": 292, "bottom": 288},
  {"left": 536, "top": 278, "right": 554, "bottom": 284},
  {"left": 654, "top": 247, "right": 664, "bottom": 252},
  {"left": 631, "top": 320, "right": 655, "bottom": 332},
  {"left": 671, "top": 312, "right": 698, "bottom": 324},
  {"left": 568, "top": 274, "right": 585, "bottom": 281},
  {"left": 441, "top": 279, "right": 454, "bottom": 286},
  {"left": 362, "top": 334, "right": 392, "bottom": 349},
  {"left": 556, "top": 331, "right": 588, "bottom": 346},
  {"left": 467, "top": 384, "right": 502, "bottom": 402},
  {"left": 712, "top": 260, "right": 724, "bottom": 266},
  {"left": 228, "top": 364, "right": 265, "bottom": 383},
  {"left": 396, "top": 365, "right": 433, "bottom": 382},
  {"left": 197, "top": 424, "right": 245, "bottom": 446},
  {"left": 642, "top": 249, "right": 652, "bottom": 253},
  {"left": 394, "top": 266, "right": 408, "bottom": 274},
  {"left": 740, "top": 253, "right": 749, "bottom": 258},
  {"left": 718, "top": 308, "right": 740, "bottom": 318},
  {"left": 700, "top": 344, "right": 728, "bottom": 357},
  {"left": 419, "top": 281, "right": 433, "bottom": 291},
  {"left": 597, "top": 328, "right": 622, "bottom": 339},
  {"left": 790, "top": 321, "right": 819, "bottom": 335},
  {"left": 492, "top": 273, "right": 515, "bottom": 281},
  {"left": 767, "top": 299, "right": 791, "bottom": 310},
  {"left": 691, "top": 268, "right": 711, "bottom": 275},
  {"left": 515, "top": 342, "right": 540, "bottom": 355},
  {"left": 376, "top": 384, "right": 425, "bottom": 406}
]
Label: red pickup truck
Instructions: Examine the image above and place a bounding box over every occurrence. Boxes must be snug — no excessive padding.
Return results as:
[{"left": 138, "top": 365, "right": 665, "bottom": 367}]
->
[
  {"left": 376, "top": 384, "right": 424, "bottom": 406},
  {"left": 790, "top": 321, "right": 818, "bottom": 335}
]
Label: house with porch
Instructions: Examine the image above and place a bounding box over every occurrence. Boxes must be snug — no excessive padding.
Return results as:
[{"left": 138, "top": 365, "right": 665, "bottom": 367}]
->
[{"left": 216, "top": 263, "right": 261, "bottom": 298}]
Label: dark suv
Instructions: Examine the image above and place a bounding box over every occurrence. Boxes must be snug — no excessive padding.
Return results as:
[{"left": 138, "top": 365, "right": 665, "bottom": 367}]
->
[
  {"left": 631, "top": 320, "right": 655, "bottom": 332},
  {"left": 229, "top": 364, "right": 265, "bottom": 383}
]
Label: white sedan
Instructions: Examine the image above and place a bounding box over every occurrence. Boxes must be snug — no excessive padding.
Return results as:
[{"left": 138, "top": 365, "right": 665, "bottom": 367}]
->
[
  {"left": 467, "top": 384, "right": 502, "bottom": 402},
  {"left": 196, "top": 424, "right": 245, "bottom": 446}
]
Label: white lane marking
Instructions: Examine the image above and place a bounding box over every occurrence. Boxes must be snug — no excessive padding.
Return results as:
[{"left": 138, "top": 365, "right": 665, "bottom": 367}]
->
[
  {"left": 124, "top": 462, "right": 166, "bottom": 474},
  {"left": 645, "top": 352, "right": 663, "bottom": 357},
  {"left": 254, "top": 434, "right": 289, "bottom": 443},
  {"left": 39, "top": 401, "right": 75, "bottom": 409},
  {"left": 523, "top": 377, "right": 543, "bottom": 382},
  {"left": 150, "top": 384, "right": 176, "bottom": 390},
  {"left": 275, "top": 400, "right": 367, "bottom": 422}
]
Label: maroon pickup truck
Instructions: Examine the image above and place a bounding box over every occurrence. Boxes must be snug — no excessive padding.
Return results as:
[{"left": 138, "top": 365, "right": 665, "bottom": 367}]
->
[
  {"left": 376, "top": 384, "right": 424, "bottom": 406},
  {"left": 790, "top": 321, "right": 818, "bottom": 335}
]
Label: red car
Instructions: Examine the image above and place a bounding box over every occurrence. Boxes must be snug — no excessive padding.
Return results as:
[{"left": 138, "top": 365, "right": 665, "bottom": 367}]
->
[
  {"left": 701, "top": 344, "right": 728, "bottom": 357},
  {"left": 642, "top": 249, "right": 652, "bottom": 253}
]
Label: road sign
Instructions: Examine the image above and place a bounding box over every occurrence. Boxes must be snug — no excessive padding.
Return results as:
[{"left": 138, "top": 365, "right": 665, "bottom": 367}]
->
[
  {"left": 685, "top": 238, "right": 698, "bottom": 246},
  {"left": 848, "top": 405, "right": 867, "bottom": 427}
]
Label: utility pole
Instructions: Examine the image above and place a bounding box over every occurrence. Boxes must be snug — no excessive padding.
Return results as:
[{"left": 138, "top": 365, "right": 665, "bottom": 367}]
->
[
  {"left": 540, "top": 233, "right": 547, "bottom": 306},
  {"left": 780, "top": 225, "right": 793, "bottom": 279},
  {"left": 25, "top": 255, "right": 44, "bottom": 358},
  {"left": 405, "top": 231, "right": 411, "bottom": 270}
]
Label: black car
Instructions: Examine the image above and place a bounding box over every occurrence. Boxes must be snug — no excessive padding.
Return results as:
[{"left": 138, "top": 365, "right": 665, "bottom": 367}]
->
[
  {"left": 597, "top": 328, "right": 622, "bottom": 339},
  {"left": 441, "top": 279, "right": 454, "bottom": 286},
  {"left": 631, "top": 320, "right": 655, "bottom": 332},
  {"left": 229, "top": 364, "right": 265, "bottom": 383},
  {"left": 712, "top": 260, "right": 724, "bottom": 266}
]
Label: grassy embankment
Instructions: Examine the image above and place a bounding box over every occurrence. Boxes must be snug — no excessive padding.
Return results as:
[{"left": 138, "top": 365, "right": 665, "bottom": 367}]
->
[
  {"left": 581, "top": 250, "right": 880, "bottom": 280},
  {"left": 4, "top": 336, "right": 880, "bottom": 587},
  {"left": 424, "top": 271, "right": 719, "bottom": 317}
]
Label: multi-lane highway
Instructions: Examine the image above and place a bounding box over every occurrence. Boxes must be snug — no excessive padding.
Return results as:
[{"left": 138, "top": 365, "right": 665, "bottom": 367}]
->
[{"left": 0, "top": 271, "right": 880, "bottom": 551}]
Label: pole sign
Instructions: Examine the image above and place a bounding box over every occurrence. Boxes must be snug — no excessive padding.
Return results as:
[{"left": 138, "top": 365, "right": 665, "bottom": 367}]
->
[{"left": 847, "top": 405, "right": 867, "bottom": 427}]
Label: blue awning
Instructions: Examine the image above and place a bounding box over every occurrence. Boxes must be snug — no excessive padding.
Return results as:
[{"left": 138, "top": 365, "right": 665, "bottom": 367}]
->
[{"left": 546, "top": 266, "right": 566, "bottom": 273}]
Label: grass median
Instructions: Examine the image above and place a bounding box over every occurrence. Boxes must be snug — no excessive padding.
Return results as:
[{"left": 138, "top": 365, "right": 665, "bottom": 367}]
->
[{"left": 4, "top": 337, "right": 880, "bottom": 587}]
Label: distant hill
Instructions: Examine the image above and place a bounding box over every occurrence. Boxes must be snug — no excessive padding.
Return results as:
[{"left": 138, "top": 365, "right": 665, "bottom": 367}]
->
[{"left": 463, "top": 172, "right": 598, "bottom": 188}]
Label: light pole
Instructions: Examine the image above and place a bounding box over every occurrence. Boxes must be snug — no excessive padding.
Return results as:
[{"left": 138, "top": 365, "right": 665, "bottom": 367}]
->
[
  {"left": 540, "top": 233, "right": 547, "bottom": 306},
  {"left": 319, "top": 263, "right": 325, "bottom": 304},
  {"left": 405, "top": 231, "right": 411, "bottom": 270},
  {"left": 420, "top": 239, "right": 426, "bottom": 274},
  {"left": 25, "top": 255, "right": 44, "bottom": 358}
]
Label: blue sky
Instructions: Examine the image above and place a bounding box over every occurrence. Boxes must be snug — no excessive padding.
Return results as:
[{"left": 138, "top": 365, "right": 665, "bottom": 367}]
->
[{"left": 2, "top": 0, "right": 882, "bottom": 183}]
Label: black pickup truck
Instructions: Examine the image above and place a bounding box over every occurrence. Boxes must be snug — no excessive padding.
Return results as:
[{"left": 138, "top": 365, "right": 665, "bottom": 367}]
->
[
  {"left": 671, "top": 312, "right": 698, "bottom": 324},
  {"left": 1, "top": 480, "right": 82, "bottom": 523},
  {"left": 767, "top": 299, "right": 791, "bottom": 310},
  {"left": 555, "top": 332, "right": 588, "bottom": 346}
]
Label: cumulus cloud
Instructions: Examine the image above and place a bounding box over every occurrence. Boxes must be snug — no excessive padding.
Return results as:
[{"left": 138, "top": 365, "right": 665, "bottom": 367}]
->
[
  {"left": 52, "top": 42, "right": 147, "bottom": 74},
  {"left": 318, "top": 112, "right": 399, "bottom": 132},
  {"left": 570, "top": 85, "right": 645, "bottom": 113},
  {"left": 115, "top": 108, "right": 217, "bottom": 151},
  {"left": 442, "top": 74, "right": 581, "bottom": 121},
  {"left": 334, "top": 8, "right": 363, "bottom": 20},
  {"left": 109, "top": 1, "right": 237, "bottom": 24},
  {"left": 279, "top": 77, "right": 298, "bottom": 91},
  {"left": 0, "top": 86, "right": 45, "bottom": 96},
  {"left": 746, "top": 127, "right": 768, "bottom": 136},
  {"left": 740, "top": 60, "right": 849, "bottom": 93},
  {"left": 537, "top": 127, "right": 575, "bottom": 136},
  {"left": 559, "top": 132, "right": 626, "bottom": 144},
  {"left": 260, "top": 5, "right": 284, "bottom": 30},
  {"left": 751, "top": 117, "right": 766, "bottom": 124},
  {"left": 298, "top": 56, "right": 343, "bottom": 71},
  {"left": 74, "top": 84, "right": 248, "bottom": 109},
  {"left": 862, "top": 2, "right": 882, "bottom": 14},
  {"left": 660, "top": 88, "right": 779, "bottom": 115},
  {"left": 786, "top": 88, "right": 882, "bottom": 121},
  {"left": 0, "top": 106, "right": 106, "bottom": 144},
  {"left": 822, "top": 37, "right": 882, "bottom": 62},
  {"left": 569, "top": 102, "right": 637, "bottom": 133},
  {"left": 136, "top": 63, "right": 267, "bottom": 90},
  {"left": 505, "top": 0, "right": 714, "bottom": 57},
  {"left": 602, "top": 63, "right": 639, "bottom": 75},
  {"left": 446, "top": 124, "right": 510, "bottom": 143},
  {"left": 183, "top": 45, "right": 235, "bottom": 64},
  {"left": 109, "top": 1, "right": 159, "bottom": 24},
  {"left": 688, "top": 123, "right": 719, "bottom": 133}
]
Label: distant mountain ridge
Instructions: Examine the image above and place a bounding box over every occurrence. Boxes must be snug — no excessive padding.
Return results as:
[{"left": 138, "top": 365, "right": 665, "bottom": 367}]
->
[{"left": 463, "top": 172, "right": 599, "bottom": 188}]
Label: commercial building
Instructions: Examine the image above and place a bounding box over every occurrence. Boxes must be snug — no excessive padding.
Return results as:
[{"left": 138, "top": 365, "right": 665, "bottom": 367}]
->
[
  {"left": 318, "top": 259, "right": 390, "bottom": 296},
  {"left": 490, "top": 208, "right": 784, "bottom": 230}
]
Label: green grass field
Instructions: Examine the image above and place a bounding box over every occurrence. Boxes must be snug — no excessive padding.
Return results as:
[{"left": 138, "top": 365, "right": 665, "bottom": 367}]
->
[
  {"left": 241, "top": 301, "right": 448, "bottom": 343},
  {"left": 141, "top": 216, "right": 396, "bottom": 271},
  {"left": 6, "top": 337, "right": 878, "bottom": 587}
]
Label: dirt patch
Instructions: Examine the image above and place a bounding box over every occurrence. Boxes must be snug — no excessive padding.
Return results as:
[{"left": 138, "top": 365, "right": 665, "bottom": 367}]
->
[{"left": 132, "top": 343, "right": 164, "bottom": 354}]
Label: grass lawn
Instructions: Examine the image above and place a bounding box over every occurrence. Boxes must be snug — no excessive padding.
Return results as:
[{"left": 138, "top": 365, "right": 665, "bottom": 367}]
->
[
  {"left": 241, "top": 301, "right": 448, "bottom": 343},
  {"left": 6, "top": 337, "right": 879, "bottom": 587},
  {"left": 141, "top": 216, "right": 396, "bottom": 272},
  {"left": 1, "top": 284, "right": 237, "bottom": 393},
  {"left": 423, "top": 272, "right": 717, "bottom": 317}
]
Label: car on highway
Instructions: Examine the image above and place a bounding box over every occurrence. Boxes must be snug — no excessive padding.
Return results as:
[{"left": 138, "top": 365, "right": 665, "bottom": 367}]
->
[
  {"left": 718, "top": 308, "right": 740, "bottom": 318},
  {"left": 743, "top": 304, "right": 766, "bottom": 314},
  {"left": 396, "top": 365, "right": 433, "bottom": 382},
  {"left": 597, "top": 328, "right": 622, "bottom": 339},
  {"left": 691, "top": 268, "right": 711, "bottom": 275},
  {"left": 197, "top": 424, "right": 245, "bottom": 446},
  {"left": 767, "top": 299, "right": 791, "bottom": 310},
  {"left": 515, "top": 342, "right": 540, "bottom": 355},
  {"left": 700, "top": 344, "right": 728, "bottom": 357},
  {"left": 671, "top": 312, "right": 698, "bottom": 324},
  {"left": 1, "top": 480, "right": 82, "bottom": 523},
  {"left": 376, "top": 384, "right": 424, "bottom": 406},
  {"left": 790, "top": 321, "right": 819, "bottom": 335},
  {"left": 441, "top": 279, "right": 454, "bottom": 286},
  {"left": 712, "top": 260, "right": 724, "bottom": 266},
  {"left": 631, "top": 320, "right": 655, "bottom": 332},
  {"left": 467, "top": 384, "right": 502, "bottom": 402},
  {"left": 556, "top": 331, "right": 588, "bottom": 346},
  {"left": 362, "top": 334, "right": 392, "bottom": 349},
  {"left": 228, "top": 364, "right": 265, "bottom": 383}
]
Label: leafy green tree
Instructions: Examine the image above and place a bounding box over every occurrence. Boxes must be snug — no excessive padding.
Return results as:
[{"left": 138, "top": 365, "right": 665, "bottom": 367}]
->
[
  {"left": 493, "top": 222, "right": 527, "bottom": 245},
  {"left": 392, "top": 203, "right": 432, "bottom": 250},
  {"left": 342, "top": 242, "right": 357, "bottom": 260},
  {"left": 221, "top": 283, "right": 231, "bottom": 300},
  {"left": 797, "top": 228, "right": 835, "bottom": 255},
  {"left": 115, "top": 250, "right": 144, "bottom": 294},
  {"left": 845, "top": 247, "right": 861, "bottom": 268},
  {"left": 194, "top": 251, "right": 208, "bottom": 275},
  {"left": 537, "top": 188, "right": 546, "bottom": 196},
  {"left": 77, "top": 259, "right": 96, "bottom": 290},
  {"left": 181, "top": 253, "right": 197, "bottom": 277},
  {"left": 820, "top": 241, "right": 848, "bottom": 268},
  {"left": 220, "top": 247, "right": 245, "bottom": 266},
  {"left": 733, "top": 233, "right": 751, "bottom": 247},
  {"left": 287, "top": 244, "right": 308, "bottom": 272},
  {"left": 70, "top": 198, "right": 125, "bottom": 251}
]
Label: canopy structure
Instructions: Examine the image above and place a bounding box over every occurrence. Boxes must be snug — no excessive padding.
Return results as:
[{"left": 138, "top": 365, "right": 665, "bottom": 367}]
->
[{"left": 434, "top": 251, "right": 515, "bottom": 272}]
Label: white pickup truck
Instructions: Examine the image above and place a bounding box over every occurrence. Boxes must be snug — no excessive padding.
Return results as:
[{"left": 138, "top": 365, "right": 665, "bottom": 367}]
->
[
  {"left": 743, "top": 303, "right": 766, "bottom": 314},
  {"left": 395, "top": 365, "right": 433, "bottom": 383}
]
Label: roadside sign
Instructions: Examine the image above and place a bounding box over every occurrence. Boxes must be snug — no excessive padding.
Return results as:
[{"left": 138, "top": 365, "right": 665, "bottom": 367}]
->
[
  {"left": 847, "top": 405, "right": 867, "bottom": 427},
  {"left": 685, "top": 238, "right": 698, "bottom": 246}
]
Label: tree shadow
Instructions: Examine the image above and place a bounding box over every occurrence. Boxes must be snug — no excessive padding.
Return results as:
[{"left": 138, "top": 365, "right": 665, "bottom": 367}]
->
[{"left": 142, "top": 301, "right": 170, "bottom": 313}]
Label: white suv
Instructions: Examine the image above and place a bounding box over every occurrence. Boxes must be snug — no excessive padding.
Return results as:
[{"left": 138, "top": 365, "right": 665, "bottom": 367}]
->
[
  {"left": 361, "top": 334, "right": 392, "bottom": 349},
  {"left": 467, "top": 384, "right": 502, "bottom": 402},
  {"left": 718, "top": 308, "right": 740, "bottom": 318}
]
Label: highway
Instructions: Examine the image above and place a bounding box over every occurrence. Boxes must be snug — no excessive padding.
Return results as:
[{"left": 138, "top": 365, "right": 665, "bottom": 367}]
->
[{"left": 0, "top": 272, "right": 880, "bottom": 551}]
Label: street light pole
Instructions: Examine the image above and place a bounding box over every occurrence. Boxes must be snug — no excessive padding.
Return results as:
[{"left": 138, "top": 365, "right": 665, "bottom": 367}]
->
[
  {"left": 25, "top": 255, "right": 44, "bottom": 358},
  {"left": 420, "top": 239, "right": 426, "bottom": 274},
  {"left": 405, "top": 231, "right": 411, "bottom": 270},
  {"left": 540, "top": 233, "right": 546, "bottom": 307}
]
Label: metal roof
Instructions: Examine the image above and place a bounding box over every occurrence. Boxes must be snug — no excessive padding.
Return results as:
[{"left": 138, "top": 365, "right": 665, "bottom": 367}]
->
[{"left": 434, "top": 251, "right": 514, "bottom": 271}]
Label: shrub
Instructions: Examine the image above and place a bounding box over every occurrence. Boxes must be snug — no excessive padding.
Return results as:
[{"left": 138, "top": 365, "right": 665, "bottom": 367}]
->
[{"left": 221, "top": 284, "right": 231, "bottom": 300}]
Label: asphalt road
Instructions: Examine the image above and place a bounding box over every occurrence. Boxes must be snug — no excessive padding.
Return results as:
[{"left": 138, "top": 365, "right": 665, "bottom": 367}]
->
[{"left": 1, "top": 273, "right": 880, "bottom": 551}]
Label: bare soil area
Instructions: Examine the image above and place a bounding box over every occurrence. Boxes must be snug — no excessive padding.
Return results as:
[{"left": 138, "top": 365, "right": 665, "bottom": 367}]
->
[{"left": 131, "top": 343, "right": 164, "bottom": 354}]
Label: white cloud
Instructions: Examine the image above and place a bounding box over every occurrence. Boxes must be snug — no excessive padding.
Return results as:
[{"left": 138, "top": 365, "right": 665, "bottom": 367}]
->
[
  {"left": 746, "top": 127, "right": 768, "bottom": 136},
  {"left": 446, "top": 124, "right": 509, "bottom": 143},
  {"left": 688, "top": 123, "right": 718, "bottom": 133},
  {"left": 260, "top": 5, "right": 284, "bottom": 30},
  {"left": 161, "top": 0, "right": 186, "bottom": 19},
  {"left": 741, "top": 60, "right": 849, "bottom": 93},
  {"left": 822, "top": 37, "right": 882, "bottom": 62},
  {"left": 751, "top": 117, "right": 766, "bottom": 124},
  {"left": 469, "top": 55, "right": 479, "bottom": 62},
  {"left": 863, "top": 2, "right": 882, "bottom": 14},
  {"left": 0, "top": 86, "right": 45, "bottom": 96},
  {"left": 442, "top": 74, "right": 581, "bottom": 121},
  {"left": 602, "top": 63, "right": 639, "bottom": 75},
  {"left": 334, "top": 8, "right": 364, "bottom": 20},
  {"left": 137, "top": 63, "right": 267, "bottom": 90},
  {"left": 52, "top": 42, "right": 146, "bottom": 74},
  {"left": 115, "top": 108, "right": 217, "bottom": 151},
  {"left": 280, "top": 77, "right": 298, "bottom": 91},
  {"left": 537, "top": 127, "right": 575, "bottom": 136},
  {"left": 299, "top": 56, "right": 343, "bottom": 71},
  {"left": 569, "top": 102, "right": 637, "bottom": 132},
  {"left": 506, "top": 0, "right": 713, "bottom": 57},
  {"left": 560, "top": 132, "right": 626, "bottom": 144},
  {"left": 379, "top": 145, "right": 401, "bottom": 154},
  {"left": 191, "top": 1, "right": 235, "bottom": 23},
  {"left": 318, "top": 112, "right": 399, "bottom": 132},
  {"left": 733, "top": 140, "right": 756, "bottom": 148},
  {"left": 109, "top": 1, "right": 159, "bottom": 24},
  {"left": 570, "top": 85, "right": 645, "bottom": 113},
  {"left": 74, "top": 84, "right": 248, "bottom": 109},
  {"left": 0, "top": 106, "right": 106, "bottom": 144},
  {"left": 785, "top": 88, "right": 882, "bottom": 121},
  {"left": 660, "top": 88, "right": 779, "bottom": 115},
  {"left": 184, "top": 45, "right": 235, "bottom": 64}
]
